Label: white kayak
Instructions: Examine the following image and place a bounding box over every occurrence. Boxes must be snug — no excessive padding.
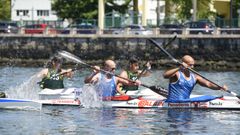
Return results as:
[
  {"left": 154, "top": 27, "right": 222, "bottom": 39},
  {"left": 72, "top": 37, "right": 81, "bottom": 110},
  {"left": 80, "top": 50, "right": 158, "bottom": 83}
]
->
[{"left": 37, "top": 87, "right": 164, "bottom": 106}]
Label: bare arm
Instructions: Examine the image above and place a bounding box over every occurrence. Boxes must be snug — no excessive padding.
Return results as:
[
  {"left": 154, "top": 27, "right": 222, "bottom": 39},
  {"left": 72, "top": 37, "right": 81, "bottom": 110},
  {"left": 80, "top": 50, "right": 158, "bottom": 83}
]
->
[
  {"left": 117, "top": 70, "right": 131, "bottom": 85},
  {"left": 137, "top": 61, "right": 151, "bottom": 77},
  {"left": 37, "top": 68, "right": 48, "bottom": 78},
  {"left": 116, "top": 76, "right": 141, "bottom": 88},
  {"left": 115, "top": 70, "right": 129, "bottom": 95},
  {"left": 84, "top": 66, "right": 100, "bottom": 84},
  {"left": 196, "top": 75, "right": 228, "bottom": 90},
  {"left": 163, "top": 67, "right": 179, "bottom": 79},
  {"left": 84, "top": 72, "right": 99, "bottom": 84},
  {"left": 61, "top": 69, "right": 73, "bottom": 78},
  {"left": 116, "top": 83, "right": 126, "bottom": 95},
  {"left": 137, "top": 69, "right": 151, "bottom": 77}
]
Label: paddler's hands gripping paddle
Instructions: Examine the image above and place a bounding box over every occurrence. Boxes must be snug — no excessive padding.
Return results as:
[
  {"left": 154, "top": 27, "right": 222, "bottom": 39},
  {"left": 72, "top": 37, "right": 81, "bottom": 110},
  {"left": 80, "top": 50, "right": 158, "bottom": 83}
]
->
[
  {"left": 58, "top": 50, "right": 168, "bottom": 97},
  {"left": 149, "top": 36, "right": 240, "bottom": 99}
]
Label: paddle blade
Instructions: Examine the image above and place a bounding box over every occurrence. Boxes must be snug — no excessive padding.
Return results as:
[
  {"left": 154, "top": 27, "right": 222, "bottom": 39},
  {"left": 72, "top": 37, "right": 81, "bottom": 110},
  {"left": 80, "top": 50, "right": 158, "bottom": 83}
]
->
[
  {"left": 58, "top": 51, "right": 84, "bottom": 64},
  {"left": 236, "top": 95, "right": 240, "bottom": 99},
  {"left": 149, "top": 85, "right": 168, "bottom": 97}
]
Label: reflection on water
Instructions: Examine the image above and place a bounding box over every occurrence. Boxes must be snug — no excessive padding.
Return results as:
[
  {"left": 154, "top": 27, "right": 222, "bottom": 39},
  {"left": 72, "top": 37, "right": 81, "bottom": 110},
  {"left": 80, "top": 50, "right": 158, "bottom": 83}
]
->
[{"left": 166, "top": 109, "right": 193, "bottom": 135}]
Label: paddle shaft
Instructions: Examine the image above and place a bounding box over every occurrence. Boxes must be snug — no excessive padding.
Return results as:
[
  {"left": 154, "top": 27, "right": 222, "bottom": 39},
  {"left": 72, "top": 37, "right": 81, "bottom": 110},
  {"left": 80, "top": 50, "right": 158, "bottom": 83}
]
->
[
  {"left": 58, "top": 51, "right": 168, "bottom": 97},
  {"left": 54, "top": 68, "right": 77, "bottom": 78},
  {"left": 127, "top": 36, "right": 177, "bottom": 94},
  {"left": 83, "top": 63, "right": 152, "bottom": 89},
  {"left": 149, "top": 37, "right": 240, "bottom": 98},
  {"left": 136, "top": 61, "right": 149, "bottom": 80},
  {"left": 186, "top": 67, "right": 239, "bottom": 97},
  {"left": 149, "top": 39, "right": 240, "bottom": 99}
]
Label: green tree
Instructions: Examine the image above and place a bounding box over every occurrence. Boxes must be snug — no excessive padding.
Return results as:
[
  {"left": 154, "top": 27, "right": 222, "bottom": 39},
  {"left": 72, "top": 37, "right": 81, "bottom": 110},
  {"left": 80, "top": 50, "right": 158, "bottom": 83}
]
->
[
  {"left": 197, "top": 0, "right": 215, "bottom": 20},
  {"left": 0, "top": 0, "right": 11, "bottom": 20},
  {"left": 167, "top": 0, "right": 215, "bottom": 22},
  {"left": 52, "top": 0, "right": 98, "bottom": 21}
]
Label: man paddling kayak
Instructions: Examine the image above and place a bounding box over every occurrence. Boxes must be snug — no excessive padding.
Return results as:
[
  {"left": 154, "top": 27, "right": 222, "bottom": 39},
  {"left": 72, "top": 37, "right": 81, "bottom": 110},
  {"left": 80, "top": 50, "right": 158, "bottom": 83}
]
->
[
  {"left": 163, "top": 55, "right": 228, "bottom": 102},
  {"left": 117, "top": 56, "right": 151, "bottom": 93},
  {"left": 37, "top": 56, "right": 73, "bottom": 89},
  {"left": 84, "top": 59, "right": 141, "bottom": 100}
]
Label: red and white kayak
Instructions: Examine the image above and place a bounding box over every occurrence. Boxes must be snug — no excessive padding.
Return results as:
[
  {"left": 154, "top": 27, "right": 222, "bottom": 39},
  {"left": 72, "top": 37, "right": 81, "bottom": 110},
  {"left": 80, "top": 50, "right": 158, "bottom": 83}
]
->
[
  {"left": 104, "top": 95, "right": 240, "bottom": 109},
  {"left": 1, "top": 87, "right": 240, "bottom": 109}
]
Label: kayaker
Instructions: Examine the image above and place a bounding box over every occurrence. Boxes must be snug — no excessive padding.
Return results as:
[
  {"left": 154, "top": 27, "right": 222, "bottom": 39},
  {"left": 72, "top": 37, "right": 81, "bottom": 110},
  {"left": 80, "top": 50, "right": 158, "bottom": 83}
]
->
[
  {"left": 163, "top": 55, "right": 228, "bottom": 102},
  {"left": 117, "top": 56, "right": 151, "bottom": 93},
  {"left": 37, "top": 56, "right": 73, "bottom": 89},
  {"left": 84, "top": 59, "right": 141, "bottom": 100}
]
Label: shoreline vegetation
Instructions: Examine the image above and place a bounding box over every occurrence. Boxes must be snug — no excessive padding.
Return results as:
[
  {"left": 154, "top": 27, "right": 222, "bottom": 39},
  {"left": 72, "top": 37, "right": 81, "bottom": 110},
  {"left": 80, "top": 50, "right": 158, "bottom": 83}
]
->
[{"left": 1, "top": 58, "right": 240, "bottom": 71}]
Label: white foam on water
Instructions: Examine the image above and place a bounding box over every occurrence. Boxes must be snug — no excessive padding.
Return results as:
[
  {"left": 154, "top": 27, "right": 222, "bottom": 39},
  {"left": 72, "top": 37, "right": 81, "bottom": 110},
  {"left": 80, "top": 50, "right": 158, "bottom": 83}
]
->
[
  {"left": 6, "top": 74, "right": 41, "bottom": 100},
  {"left": 77, "top": 84, "right": 103, "bottom": 108}
]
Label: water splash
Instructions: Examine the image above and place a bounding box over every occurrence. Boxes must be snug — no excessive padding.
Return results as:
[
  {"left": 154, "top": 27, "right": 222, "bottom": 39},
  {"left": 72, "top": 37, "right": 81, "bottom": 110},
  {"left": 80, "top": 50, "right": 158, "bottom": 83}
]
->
[
  {"left": 78, "top": 84, "right": 103, "bottom": 108},
  {"left": 6, "top": 74, "right": 41, "bottom": 100}
]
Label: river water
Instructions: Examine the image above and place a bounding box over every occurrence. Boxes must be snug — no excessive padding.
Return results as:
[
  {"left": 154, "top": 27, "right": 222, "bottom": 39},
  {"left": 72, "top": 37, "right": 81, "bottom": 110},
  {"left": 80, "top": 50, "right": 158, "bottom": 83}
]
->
[{"left": 0, "top": 66, "right": 240, "bottom": 135}]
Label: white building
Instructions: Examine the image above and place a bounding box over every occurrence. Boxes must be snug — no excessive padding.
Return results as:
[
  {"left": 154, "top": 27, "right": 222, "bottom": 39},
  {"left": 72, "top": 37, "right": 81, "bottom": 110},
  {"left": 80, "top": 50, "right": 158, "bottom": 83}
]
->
[
  {"left": 138, "top": 0, "right": 165, "bottom": 25},
  {"left": 11, "top": 0, "right": 58, "bottom": 21},
  {"left": 113, "top": 0, "right": 165, "bottom": 26}
]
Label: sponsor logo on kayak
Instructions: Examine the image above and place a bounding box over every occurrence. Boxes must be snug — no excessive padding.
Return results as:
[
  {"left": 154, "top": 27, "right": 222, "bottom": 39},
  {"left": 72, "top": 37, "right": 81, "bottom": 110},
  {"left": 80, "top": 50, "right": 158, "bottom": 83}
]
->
[
  {"left": 127, "top": 101, "right": 138, "bottom": 105},
  {"left": 168, "top": 103, "right": 190, "bottom": 107},
  {"left": 138, "top": 100, "right": 153, "bottom": 107},
  {"left": 198, "top": 102, "right": 208, "bottom": 108},
  {"left": 209, "top": 101, "right": 222, "bottom": 106},
  {"left": 51, "top": 99, "right": 80, "bottom": 105},
  {"left": 192, "top": 102, "right": 208, "bottom": 108},
  {"left": 138, "top": 100, "right": 163, "bottom": 107}
]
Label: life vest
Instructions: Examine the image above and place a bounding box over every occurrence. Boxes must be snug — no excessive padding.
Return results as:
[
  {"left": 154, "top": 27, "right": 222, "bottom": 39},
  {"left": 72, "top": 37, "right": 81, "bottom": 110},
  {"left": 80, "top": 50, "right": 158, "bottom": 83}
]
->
[
  {"left": 95, "top": 73, "right": 117, "bottom": 100},
  {"left": 39, "top": 69, "right": 64, "bottom": 89},
  {"left": 122, "top": 70, "right": 139, "bottom": 91},
  {"left": 166, "top": 70, "right": 196, "bottom": 102}
]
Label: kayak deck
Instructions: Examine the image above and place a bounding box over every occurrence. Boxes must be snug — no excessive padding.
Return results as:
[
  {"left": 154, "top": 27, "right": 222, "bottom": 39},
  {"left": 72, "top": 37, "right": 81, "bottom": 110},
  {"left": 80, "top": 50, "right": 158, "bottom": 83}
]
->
[{"left": 104, "top": 96, "right": 240, "bottom": 109}]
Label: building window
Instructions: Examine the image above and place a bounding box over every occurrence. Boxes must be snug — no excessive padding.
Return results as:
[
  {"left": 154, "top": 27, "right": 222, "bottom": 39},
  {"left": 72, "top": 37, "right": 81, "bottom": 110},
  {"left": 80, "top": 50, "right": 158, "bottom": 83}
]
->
[
  {"left": 37, "top": 10, "right": 49, "bottom": 16},
  {"left": 16, "top": 10, "right": 29, "bottom": 16}
]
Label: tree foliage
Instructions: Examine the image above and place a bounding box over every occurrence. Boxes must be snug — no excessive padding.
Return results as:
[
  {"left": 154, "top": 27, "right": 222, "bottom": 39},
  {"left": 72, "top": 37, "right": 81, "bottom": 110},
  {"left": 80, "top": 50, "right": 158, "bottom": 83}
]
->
[
  {"left": 52, "top": 0, "right": 98, "bottom": 21},
  {"left": 169, "top": 0, "right": 215, "bottom": 22},
  {"left": 52, "top": 0, "right": 132, "bottom": 22},
  {"left": 0, "top": 0, "right": 11, "bottom": 20}
]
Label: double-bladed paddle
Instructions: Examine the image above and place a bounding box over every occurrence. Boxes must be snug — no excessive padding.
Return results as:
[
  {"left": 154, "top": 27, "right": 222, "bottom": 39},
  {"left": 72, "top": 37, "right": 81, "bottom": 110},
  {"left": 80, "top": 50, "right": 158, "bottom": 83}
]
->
[
  {"left": 58, "top": 50, "right": 168, "bottom": 97},
  {"left": 149, "top": 36, "right": 240, "bottom": 99}
]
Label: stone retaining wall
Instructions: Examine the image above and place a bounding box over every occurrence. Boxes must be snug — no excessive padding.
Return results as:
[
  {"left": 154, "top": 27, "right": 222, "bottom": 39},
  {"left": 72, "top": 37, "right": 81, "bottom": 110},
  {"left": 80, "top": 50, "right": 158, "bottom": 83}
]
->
[{"left": 0, "top": 35, "right": 240, "bottom": 71}]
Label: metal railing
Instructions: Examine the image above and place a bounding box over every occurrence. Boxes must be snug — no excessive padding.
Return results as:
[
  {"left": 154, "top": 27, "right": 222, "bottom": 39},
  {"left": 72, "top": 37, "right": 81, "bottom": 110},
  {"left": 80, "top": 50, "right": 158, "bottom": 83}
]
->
[{"left": 2, "top": 27, "right": 240, "bottom": 36}]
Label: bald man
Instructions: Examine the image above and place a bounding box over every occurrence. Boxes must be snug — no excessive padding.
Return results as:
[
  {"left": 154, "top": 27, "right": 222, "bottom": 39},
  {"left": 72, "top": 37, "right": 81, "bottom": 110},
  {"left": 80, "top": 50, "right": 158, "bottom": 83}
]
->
[
  {"left": 163, "top": 55, "right": 228, "bottom": 102},
  {"left": 84, "top": 59, "right": 140, "bottom": 100}
]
